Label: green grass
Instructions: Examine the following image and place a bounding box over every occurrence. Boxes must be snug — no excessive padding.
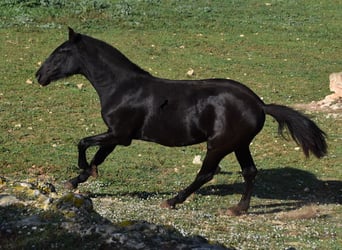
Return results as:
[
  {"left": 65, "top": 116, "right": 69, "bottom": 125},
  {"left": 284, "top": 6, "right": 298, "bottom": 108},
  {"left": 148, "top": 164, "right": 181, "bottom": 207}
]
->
[{"left": 1, "top": 0, "right": 341, "bottom": 249}]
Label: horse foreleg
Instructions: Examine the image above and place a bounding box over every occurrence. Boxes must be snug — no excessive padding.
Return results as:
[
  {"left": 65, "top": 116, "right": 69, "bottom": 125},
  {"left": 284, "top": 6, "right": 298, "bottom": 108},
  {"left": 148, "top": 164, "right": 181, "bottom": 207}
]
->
[
  {"left": 66, "top": 132, "right": 117, "bottom": 189},
  {"left": 227, "top": 147, "right": 257, "bottom": 216},
  {"left": 78, "top": 137, "right": 90, "bottom": 170}
]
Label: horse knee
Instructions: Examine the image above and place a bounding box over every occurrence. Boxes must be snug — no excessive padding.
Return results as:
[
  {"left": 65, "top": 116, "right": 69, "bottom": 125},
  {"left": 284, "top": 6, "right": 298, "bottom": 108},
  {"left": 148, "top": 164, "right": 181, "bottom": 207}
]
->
[{"left": 78, "top": 138, "right": 89, "bottom": 151}]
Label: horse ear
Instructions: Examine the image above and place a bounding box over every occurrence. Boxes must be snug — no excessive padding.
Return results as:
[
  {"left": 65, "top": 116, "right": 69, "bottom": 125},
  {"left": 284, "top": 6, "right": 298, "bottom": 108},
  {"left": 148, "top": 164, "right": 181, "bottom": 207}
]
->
[{"left": 68, "top": 27, "right": 81, "bottom": 43}]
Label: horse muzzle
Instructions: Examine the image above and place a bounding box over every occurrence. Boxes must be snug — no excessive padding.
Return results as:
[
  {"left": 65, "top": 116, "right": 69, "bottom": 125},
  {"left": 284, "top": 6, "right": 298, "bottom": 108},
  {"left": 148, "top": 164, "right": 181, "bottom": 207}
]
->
[{"left": 35, "top": 70, "right": 50, "bottom": 86}]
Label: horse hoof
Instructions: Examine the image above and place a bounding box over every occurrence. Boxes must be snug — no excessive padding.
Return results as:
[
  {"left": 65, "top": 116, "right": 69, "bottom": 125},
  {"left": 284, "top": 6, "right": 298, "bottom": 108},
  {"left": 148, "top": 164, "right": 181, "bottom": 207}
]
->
[
  {"left": 160, "top": 200, "right": 175, "bottom": 209},
  {"left": 226, "top": 206, "right": 246, "bottom": 216},
  {"left": 64, "top": 181, "right": 76, "bottom": 190},
  {"left": 160, "top": 200, "right": 171, "bottom": 209}
]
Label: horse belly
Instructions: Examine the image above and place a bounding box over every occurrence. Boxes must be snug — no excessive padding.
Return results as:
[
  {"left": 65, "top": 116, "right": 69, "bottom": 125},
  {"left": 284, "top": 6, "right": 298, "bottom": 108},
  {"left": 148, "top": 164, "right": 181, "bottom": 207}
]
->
[{"left": 139, "top": 114, "right": 207, "bottom": 147}]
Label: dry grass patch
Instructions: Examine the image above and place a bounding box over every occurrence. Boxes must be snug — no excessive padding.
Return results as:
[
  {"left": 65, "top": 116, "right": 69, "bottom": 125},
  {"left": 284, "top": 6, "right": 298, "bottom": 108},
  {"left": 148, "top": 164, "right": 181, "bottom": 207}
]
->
[{"left": 276, "top": 204, "right": 327, "bottom": 220}]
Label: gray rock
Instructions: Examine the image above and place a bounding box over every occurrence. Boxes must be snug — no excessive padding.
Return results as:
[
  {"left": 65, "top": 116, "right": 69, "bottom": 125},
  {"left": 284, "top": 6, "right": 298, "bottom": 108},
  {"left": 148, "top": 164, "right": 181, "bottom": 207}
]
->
[{"left": 0, "top": 194, "right": 22, "bottom": 206}]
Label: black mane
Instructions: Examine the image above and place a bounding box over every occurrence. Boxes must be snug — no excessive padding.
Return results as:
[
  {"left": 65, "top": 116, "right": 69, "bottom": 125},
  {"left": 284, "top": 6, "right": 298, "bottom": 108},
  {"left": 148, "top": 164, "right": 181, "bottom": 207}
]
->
[{"left": 81, "top": 34, "right": 151, "bottom": 76}]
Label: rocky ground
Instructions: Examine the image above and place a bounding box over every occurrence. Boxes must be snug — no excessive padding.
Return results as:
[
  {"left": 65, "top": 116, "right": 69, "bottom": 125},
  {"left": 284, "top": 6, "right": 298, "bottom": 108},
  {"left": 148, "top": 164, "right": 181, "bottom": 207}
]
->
[
  {"left": 0, "top": 177, "right": 229, "bottom": 249},
  {"left": 294, "top": 98, "right": 342, "bottom": 118}
]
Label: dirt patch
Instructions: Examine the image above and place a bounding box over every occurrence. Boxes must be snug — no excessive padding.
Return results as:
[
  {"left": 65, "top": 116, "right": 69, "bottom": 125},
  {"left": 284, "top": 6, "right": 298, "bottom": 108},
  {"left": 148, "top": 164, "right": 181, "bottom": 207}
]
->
[{"left": 276, "top": 204, "right": 324, "bottom": 220}]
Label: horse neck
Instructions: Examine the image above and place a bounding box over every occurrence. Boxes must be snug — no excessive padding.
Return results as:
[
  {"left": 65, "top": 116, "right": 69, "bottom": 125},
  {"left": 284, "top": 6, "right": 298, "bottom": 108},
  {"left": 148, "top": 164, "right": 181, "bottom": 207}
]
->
[
  {"left": 79, "top": 54, "right": 148, "bottom": 104},
  {"left": 77, "top": 39, "right": 151, "bottom": 101}
]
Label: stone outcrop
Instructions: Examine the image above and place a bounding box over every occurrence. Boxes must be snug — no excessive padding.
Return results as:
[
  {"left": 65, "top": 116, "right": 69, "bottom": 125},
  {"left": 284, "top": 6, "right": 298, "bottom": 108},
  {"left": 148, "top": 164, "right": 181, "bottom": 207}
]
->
[
  {"left": 0, "top": 177, "right": 229, "bottom": 249},
  {"left": 316, "top": 72, "right": 342, "bottom": 109},
  {"left": 294, "top": 72, "right": 342, "bottom": 114},
  {"left": 329, "top": 72, "right": 342, "bottom": 97}
]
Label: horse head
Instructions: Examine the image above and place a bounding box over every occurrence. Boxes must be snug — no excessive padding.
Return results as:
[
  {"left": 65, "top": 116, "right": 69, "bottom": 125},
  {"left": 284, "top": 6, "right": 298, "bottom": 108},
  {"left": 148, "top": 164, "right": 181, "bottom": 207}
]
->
[{"left": 36, "top": 27, "right": 82, "bottom": 86}]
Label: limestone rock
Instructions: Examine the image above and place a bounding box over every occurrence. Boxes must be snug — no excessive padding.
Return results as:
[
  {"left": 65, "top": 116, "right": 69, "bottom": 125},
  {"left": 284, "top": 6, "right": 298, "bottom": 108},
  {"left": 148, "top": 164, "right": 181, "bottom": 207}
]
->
[
  {"left": 318, "top": 72, "right": 342, "bottom": 107},
  {"left": 0, "top": 176, "right": 229, "bottom": 249},
  {"left": 329, "top": 72, "right": 342, "bottom": 97},
  {"left": 295, "top": 72, "right": 342, "bottom": 114},
  {"left": 0, "top": 194, "right": 22, "bottom": 206}
]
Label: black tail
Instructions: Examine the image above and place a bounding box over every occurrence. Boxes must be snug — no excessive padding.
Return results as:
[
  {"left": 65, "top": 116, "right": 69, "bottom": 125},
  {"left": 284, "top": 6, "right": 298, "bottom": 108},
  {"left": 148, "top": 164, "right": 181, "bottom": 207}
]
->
[{"left": 263, "top": 104, "right": 327, "bottom": 158}]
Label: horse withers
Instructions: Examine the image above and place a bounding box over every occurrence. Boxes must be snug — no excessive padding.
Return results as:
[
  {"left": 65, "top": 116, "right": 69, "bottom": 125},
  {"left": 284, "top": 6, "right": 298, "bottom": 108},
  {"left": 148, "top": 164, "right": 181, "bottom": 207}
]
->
[{"left": 36, "top": 28, "right": 327, "bottom": 215}]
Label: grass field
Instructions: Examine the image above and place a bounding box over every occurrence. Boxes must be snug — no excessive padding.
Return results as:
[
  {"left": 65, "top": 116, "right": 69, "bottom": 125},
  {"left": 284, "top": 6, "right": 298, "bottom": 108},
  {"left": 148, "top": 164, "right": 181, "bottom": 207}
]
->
[{"left": 1, "top": 0, "right": 341, "bottom": 249}]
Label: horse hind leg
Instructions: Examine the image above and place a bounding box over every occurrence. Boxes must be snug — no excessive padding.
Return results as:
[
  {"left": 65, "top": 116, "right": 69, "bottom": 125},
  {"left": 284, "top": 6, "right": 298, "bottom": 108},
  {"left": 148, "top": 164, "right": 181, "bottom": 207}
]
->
[
  {"left": 65, "top": 168, "right": 94, "bottom": 189},
  {"left": 227, "top": 146, "right": 257, "bottom": 215},
  {"left": 161, "top": 148, "right": 228, "bottom": 209}
]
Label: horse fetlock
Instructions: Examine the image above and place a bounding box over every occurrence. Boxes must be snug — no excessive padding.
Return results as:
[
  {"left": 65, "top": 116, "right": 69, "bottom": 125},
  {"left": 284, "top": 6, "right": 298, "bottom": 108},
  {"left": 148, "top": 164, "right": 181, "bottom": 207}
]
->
[
  {"left": 90, "top": 165, "right": 98, "bottom": 178},
  {"left": 242, "top": 167, "right": 257, "bottom": 180}
]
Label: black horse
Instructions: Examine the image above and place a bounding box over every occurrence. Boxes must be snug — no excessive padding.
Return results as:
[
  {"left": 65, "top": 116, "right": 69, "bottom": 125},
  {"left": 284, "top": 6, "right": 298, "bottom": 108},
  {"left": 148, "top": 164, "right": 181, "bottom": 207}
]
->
[{"left": 36, "top": 28, "right": 327, "bottom": 215}]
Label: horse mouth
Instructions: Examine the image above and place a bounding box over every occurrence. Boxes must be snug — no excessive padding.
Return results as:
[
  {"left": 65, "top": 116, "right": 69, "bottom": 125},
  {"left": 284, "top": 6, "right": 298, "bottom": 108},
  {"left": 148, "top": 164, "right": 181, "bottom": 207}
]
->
[{"left": 35, "top": 72, "right": 50, "bottom": 86}]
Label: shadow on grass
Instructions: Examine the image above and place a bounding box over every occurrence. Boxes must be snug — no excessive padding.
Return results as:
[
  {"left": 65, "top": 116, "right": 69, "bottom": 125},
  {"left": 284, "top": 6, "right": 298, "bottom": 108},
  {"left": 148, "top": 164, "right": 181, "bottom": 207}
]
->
[
  {"left": 198, "top": 167, "right": 341, "bottom": 213},
  {"left": 91, "top": 167, "right": 341, "bottom": 214}
]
